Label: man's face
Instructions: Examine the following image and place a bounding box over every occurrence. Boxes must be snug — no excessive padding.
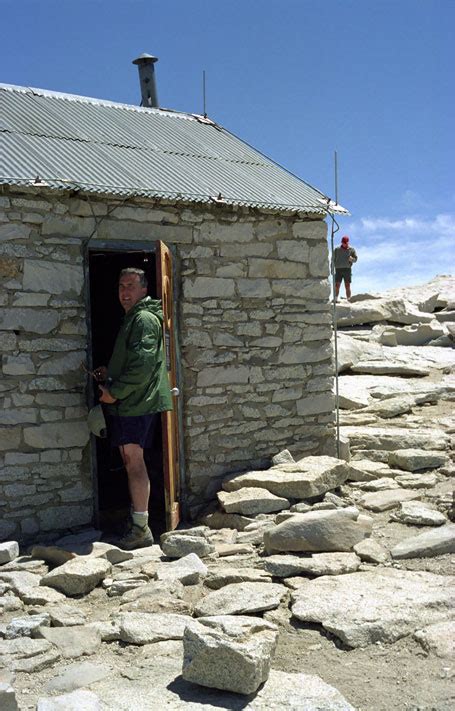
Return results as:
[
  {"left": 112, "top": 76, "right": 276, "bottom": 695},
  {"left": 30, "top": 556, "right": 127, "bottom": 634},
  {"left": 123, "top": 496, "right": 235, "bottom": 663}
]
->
[{"left": 118, "top": 273, "right": 147, "bottom": 313}]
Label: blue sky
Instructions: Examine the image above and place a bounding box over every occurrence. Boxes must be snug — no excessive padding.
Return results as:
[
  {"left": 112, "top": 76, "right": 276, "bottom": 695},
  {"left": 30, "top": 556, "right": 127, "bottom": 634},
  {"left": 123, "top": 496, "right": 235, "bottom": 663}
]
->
[{"left": 1, "top": 0, "right": 453, "bottom": 292}]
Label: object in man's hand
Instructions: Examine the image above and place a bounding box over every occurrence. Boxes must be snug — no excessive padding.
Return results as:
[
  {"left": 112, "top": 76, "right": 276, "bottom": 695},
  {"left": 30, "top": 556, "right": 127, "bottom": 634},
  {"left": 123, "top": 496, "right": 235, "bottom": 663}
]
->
[{"left": 98, "top": 385, "right": 117, "bottom": 405}]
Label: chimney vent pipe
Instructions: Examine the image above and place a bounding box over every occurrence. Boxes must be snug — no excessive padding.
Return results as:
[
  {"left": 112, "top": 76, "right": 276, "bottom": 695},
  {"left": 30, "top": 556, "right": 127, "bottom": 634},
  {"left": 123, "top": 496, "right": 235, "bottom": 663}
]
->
[{"left": 132, "top": 53, "right": 159, "bottom": 108}]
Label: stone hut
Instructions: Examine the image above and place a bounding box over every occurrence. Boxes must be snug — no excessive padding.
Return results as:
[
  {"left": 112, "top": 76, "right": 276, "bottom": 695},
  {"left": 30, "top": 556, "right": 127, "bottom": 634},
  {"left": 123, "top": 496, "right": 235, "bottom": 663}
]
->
[{"left": 0, "top": 82, "right": 346, "bottom": 542}]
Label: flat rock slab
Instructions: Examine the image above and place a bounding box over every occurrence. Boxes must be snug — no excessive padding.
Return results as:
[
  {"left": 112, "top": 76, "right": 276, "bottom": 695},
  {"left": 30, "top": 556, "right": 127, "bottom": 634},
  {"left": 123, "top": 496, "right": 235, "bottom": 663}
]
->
[
  {"left": 390, "top": 524, "right": 455, "bottom": 559},
  {"left": 18, "top": 586, "right": 66, "bottom": 605},
  {"left": 246, "top": 669, "right": 355, "bottom": 710},
  {"left": 37, "top": 690, "right": 102, "bottom": 711},
  {"left": 46, "top": 604, "right": 88, "bottom": 627},
  {"left": 39, "top": 626, "right": 101, "bottom": 659},
  {"left": 203, "top": 512, "right": 255, "bottom": 531},
  {"left": 45, "top": 661, "right": 112, "bottom": 693},
  {"left": 194, "top": 582, "right": 286, "bottom": 617},
  {"left": 414, "top": 620, "right": 455, "bottom": 658},
  {"left": 264, "top": 507, "right": 372, "bottom": 553},
  {"left": 355, "top": 477, "right": 400, "bottom": 491},
  {"left": 388, "top": 449, "right": 449, "bottom": 471},
  {"left": 41, "top": 558, "right": 111, "bottom": 596},
  {"left": 218, "top": 487, "right": 290, "bottom": 515},
  {"left": 205, "top": 568, "right": 272, "bottom": 590},
  {"left": 291, "top": 568, "right": 455, "bottom": 647},
  {"left": 223, "top": 456, "right": 355, "bottom": 499},
  {"left": 182, "top": 615, "right": 278, "bottom": 694},
  {"left": 0, "top": 638, "right": 60, "bottom": 673},
  {"left": 394, "top": 472, "right": 439, "bottom": 489},
  {"left": 342, "top": 426, "right": 449, "bottom": 452},
  {"left": 351, "top": 361, "right": 430, "bottom": 376},
  {"left": 263, "top": 553, "right": 361, "bottom": 578},
  {"left": 359, "top": 488, "right": 420, "bottom": 512},
  {"left": 390, "top": 502, "right": 447, "bottom": 526},
  {"left": 117, "top": 612, "right": 193, "bottom": 644},
  {"left": 344, "top": 459, "right": 393, "bottom": 482}
]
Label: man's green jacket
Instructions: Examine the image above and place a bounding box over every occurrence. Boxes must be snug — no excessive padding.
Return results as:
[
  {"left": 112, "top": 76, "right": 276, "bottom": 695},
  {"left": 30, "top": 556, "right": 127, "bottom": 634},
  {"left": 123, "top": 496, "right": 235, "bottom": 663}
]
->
[{"left": 106, "top": 297, "right": 173, "bottom": 416}]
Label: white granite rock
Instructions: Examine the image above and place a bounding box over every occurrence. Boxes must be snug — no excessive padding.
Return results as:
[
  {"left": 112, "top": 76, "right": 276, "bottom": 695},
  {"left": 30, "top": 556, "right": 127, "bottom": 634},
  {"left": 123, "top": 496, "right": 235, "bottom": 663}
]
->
[
  {"left": 40, "top": 557, "right": 111, "bottom": 596},
  {"left": 160, "top": 529, "right": 215, "bottom": 559},
  {"left": 271, "top": 449, "right": 294, "bottom": 465},
  {"left": 388, "top": 449, "right": 449, "bottom": 471},
  {"left": 223, "top": 456, "right": 354, "bottom": 499},
  {"left": 342, "top": 426, "right": 449, "bottom": 452},
  {"left": 359, "top": 488, "right": 420, "bottom": 512},
  {"left": 39, "top": 626, "right": 102, "bottom": 659},
  {"left": 0, "top": 638, "right": 60, "bottom": 672},
  {"left": 37, "top": 689, "right": 102, "bottom": 711},
  {"left": 5, "top": 613, "right": 50, "bottom": 639},
  {"left": 353, "top": 539, "right": 390, "bottom": 564},
  {"left": 414, "top": 620, "right": 455, "bottom": 658},
  {"left": 205, "top": 568, "right": 272, "bottom": 590},
  {"left": 246, "top": 669, "right": 355, "bottom": 710},
  {"left": 263, "top": 552, "right": 361, "bottom": 578},
  {"left": 194, "top": 582, "right": 286, "bottom": 617},
  {"left": 182, "top": 615, "right": 278, "bottom": 694},
  {"left": 155, "top": 552, "right": 208, "bottom": 585},
  {"left": 264, "top": 507, "right": 372, "bottom": 553},
  {"left": 45, "top": 661, "right": 111, "bottom": 693},
  {"left": 117, "top": 612, "right": 192, "bottom": 645},
  {"left": 390, "top": 524, "right": 455, "bottom": 559},
  {"left": 394, "top": 472, "right": 439, "bottom": 488},
  {"left": 390, "top": 501, "right": 447, "bottom": 526},
  {"left": 0, "top": 542, "right": 19, "bottom": 565},
  {"left": 218, "top": 487, "right": 290, "bottom": 515},
  {"left": 291, "top": 568, "right": 454, "bottom": 647}
]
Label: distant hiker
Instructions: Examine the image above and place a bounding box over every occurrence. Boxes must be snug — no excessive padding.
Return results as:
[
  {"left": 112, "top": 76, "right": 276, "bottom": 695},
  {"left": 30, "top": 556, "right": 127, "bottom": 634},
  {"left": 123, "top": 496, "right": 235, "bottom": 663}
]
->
[
  {"left": 95, "top": 268, "right": 172, "bottom": 550},
  {"left": 333, "top": 235, "right": 358, "bottom": 301}
]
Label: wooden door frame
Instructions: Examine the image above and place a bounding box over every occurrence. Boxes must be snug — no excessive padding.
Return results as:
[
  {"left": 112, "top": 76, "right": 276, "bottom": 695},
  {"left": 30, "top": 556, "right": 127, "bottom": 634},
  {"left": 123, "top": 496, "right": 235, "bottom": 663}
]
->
[{"left": 84, "top": 239, "right": 186, "bottom": 527}]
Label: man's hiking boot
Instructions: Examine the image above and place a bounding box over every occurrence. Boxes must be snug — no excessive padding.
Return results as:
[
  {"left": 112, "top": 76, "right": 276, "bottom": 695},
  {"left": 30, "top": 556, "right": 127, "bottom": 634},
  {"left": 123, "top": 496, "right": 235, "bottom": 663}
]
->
[{"left": 117, "top": 523, "right": 154, "bottom": 550}]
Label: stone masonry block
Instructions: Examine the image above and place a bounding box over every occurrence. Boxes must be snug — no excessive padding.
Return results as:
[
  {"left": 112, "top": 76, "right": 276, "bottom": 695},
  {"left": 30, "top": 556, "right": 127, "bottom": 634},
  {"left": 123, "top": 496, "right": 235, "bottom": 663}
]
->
[
  {"left": 292, "top": 219, "right": 326, "bottom": 240},
  {"left": 184, "top": 277, "right": 235, "bottom": 299},
  {"left": 198, "top": 222, "right": 254, "bottom": 243},
  {"left": 23, "top": 422, "right": 89, "bottom": 449},
  {"left": 0, "top": 309, "right": 59, "bottom": 334},
  {"left": 23, "top": 260, "right": 84, "bottom": 295},
  {"left": 277, "top": 240, "right": 310, "bottom": 263}
]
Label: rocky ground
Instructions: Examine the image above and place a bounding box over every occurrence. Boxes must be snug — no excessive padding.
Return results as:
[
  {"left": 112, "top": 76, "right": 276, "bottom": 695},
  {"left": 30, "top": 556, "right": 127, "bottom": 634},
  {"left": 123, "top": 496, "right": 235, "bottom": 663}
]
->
[{"left": 0, "top": 276, "right": 454, "bottom": 711}]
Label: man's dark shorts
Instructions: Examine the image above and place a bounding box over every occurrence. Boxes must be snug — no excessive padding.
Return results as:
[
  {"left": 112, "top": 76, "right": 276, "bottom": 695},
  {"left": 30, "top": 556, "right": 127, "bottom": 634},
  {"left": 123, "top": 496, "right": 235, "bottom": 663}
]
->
[
  {"left": 335, "top": 267, "right": 352, "bottom": 284},
  {"left": 106, "top": 413, "right": 159, "bottom": 448}
]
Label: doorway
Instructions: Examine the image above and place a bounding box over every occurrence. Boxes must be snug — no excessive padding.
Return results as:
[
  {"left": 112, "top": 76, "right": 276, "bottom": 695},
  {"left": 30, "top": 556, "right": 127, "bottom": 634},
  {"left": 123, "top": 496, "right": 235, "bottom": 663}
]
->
[{"left": 88, "top": 247, "right": 168, "bottom": 537}]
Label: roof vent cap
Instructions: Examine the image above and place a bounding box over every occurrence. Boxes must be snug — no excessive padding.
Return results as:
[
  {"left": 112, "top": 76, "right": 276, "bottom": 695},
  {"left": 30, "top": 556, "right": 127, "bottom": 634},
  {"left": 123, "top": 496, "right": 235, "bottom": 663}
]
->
[{"left": 132, "top": 53, "right": 159, "bottom": 108}]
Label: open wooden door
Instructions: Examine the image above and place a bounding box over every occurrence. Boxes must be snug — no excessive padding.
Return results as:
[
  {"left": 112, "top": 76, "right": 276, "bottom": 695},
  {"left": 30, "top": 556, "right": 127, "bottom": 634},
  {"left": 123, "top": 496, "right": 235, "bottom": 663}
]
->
[{"left": 156, "top": 241, "right": 181, "bottom": 530}]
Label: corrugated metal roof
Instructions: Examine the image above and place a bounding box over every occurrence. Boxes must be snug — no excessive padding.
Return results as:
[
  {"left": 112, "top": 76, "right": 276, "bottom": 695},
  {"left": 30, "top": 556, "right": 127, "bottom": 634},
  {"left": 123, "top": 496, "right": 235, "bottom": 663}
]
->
[{"left": 0, "top": 83, "right": 348, "bottom": 215}]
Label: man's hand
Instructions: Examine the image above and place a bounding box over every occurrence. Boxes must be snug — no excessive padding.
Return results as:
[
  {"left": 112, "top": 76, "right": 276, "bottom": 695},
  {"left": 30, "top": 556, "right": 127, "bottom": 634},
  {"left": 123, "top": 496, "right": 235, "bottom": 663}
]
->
[
  {"left": 98, "top": 385, "right": 117, "bottom": 404},
  {"left": 94, "top": 366, "right": 108, "bottom": 382}
]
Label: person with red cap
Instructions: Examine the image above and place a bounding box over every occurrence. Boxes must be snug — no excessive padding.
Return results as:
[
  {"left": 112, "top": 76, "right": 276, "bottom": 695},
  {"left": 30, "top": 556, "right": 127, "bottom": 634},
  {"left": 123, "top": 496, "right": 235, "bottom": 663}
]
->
[{"left": 333, "top": 235, "right": 358, "bottom": 301}]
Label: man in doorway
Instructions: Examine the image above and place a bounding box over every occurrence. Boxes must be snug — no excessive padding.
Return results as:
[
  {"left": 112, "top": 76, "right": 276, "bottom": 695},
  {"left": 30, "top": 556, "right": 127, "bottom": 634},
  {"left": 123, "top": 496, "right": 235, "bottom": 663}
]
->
[
  {"left": 333, "top": 235, "right": 358, "bottom": 301},
  {"left": 95, "top": 268, "right": 172, "bottom": 550}
]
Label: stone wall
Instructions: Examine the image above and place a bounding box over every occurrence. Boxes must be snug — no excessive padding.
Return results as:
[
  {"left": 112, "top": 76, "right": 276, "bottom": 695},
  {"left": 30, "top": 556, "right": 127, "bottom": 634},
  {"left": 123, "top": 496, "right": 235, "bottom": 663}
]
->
[{"left": 0, "top": 188, "right": 335, "bottom": 539}]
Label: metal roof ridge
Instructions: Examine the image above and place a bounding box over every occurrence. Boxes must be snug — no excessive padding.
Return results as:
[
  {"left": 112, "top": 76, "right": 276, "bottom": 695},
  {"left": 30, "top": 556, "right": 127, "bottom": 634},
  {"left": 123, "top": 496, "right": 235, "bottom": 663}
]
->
[{"left": 0, "top": 82, "right": 198, "bottom": 121}]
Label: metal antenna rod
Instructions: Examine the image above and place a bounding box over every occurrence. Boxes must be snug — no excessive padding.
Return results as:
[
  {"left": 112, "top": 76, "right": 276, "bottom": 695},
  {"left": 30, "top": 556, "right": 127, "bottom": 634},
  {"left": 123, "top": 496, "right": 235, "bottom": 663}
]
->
[
  {"left": 332, "top": 150, "right": 341, "bottom": 459},
  {"left": 203, "top": 70, "right": 207, "bottom": 117}
]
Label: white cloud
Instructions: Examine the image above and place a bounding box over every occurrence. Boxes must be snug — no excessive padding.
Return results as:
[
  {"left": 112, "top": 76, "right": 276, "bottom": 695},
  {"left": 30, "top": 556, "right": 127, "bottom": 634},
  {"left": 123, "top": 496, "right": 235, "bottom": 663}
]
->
[{"left": 332, "top": 213, "right": 455, "bottom": 294}]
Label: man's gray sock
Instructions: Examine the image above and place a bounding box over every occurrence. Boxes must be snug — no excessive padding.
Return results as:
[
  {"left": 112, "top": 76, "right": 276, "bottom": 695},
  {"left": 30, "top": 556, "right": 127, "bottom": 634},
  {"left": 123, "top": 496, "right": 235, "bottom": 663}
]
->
[{"left": 132, "top": 511, "right": 149, "bottom": 528}]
